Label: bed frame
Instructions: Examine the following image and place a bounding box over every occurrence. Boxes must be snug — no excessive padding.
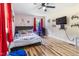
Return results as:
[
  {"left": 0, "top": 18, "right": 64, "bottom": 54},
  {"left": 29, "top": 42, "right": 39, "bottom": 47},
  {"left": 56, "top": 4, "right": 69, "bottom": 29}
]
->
[
  {"left": 11, "top": 26, "right": 41, "bottom": 52},
  {"left": 15, "top": 26, "right": 33, "bottom": 32},
  {"left": 11, "top": 42, "right": 41, "bottom": 52}
]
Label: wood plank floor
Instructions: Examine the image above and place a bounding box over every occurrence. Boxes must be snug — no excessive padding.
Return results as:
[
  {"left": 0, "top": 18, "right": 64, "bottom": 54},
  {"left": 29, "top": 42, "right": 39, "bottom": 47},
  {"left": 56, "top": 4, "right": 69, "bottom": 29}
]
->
[{"left": 25, "top": 37, "right": 79, "bottom": 56}]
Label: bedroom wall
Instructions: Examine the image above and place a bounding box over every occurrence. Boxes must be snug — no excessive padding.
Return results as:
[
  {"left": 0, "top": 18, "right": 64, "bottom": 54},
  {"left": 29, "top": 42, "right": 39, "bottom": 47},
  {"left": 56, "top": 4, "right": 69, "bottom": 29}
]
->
[
  {"left": 14, "top": 14, "right": 34, "bottom": 26},
  {"left": 45, "top": 5, "right": 79, "bottom": 46},
  {"left": 14, "top": 14, "right": 44, "bottom": 27}
]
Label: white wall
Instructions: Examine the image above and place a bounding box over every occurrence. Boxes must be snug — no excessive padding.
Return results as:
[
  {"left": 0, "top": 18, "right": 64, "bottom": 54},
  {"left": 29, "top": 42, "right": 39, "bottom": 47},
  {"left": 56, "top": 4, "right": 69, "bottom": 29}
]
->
[
  {"left": 45, "top": 5, "right": 79, "bottom": 46},
  {"left": 14, "top": 14, "right": 44, "bottom": 27},
  {"left": 14, "top": 14, "right": 34, "bottom": 26}
]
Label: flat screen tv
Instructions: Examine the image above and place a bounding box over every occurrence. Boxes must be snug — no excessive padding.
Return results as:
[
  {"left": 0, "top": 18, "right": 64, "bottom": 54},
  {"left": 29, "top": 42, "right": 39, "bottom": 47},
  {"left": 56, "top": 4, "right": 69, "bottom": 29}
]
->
[{"left": 56, "top": 16, "right": 67, "bottom": 25}]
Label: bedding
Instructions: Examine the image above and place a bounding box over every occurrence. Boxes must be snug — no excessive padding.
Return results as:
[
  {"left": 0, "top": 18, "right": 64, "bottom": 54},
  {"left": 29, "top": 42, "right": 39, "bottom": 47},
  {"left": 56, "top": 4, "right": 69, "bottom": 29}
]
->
[{"left": 10, "top": 33, "right": 42, "bottom": 49}]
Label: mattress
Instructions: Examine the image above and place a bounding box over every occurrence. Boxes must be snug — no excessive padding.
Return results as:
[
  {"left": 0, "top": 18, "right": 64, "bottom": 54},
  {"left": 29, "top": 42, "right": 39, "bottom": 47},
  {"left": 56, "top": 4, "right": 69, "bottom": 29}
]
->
[{"left": 10, "top": 33, "right": 42, "bottom": 48}]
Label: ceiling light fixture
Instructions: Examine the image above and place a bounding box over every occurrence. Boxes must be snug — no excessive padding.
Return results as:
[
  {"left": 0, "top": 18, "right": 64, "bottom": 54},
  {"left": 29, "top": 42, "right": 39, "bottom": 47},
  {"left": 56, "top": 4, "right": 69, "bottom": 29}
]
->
[
  {"left": 34, "top": 3, "right": 55, "bottom": 12},
  {"left": 43, "top": 6, "right": 46, "bottom": 10},
  {"left": 42, "top": 6, "right": 47, "bottom": 11}
]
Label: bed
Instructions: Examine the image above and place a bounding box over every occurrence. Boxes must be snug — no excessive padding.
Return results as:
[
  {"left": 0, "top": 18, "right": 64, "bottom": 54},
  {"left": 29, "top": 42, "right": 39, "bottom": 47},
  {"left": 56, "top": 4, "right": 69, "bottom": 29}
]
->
[{"left": 10, "top": 26, "right": 42, "bottom": 49}]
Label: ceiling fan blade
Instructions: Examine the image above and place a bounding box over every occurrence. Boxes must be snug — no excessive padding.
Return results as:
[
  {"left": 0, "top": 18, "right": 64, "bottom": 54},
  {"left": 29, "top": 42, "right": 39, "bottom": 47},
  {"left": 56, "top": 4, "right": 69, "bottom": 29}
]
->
[
  {"left": 33, "top": 3, "right": 38, "bottom": 5},
  {"left": 42, "top": 3, "right": 45, "bottom": 6},
  {"left": 38, "top": 6, "right": 42, "bottom": 9},
  {"left": 46, "top": 6, "right": 55, "bottom": 8}
]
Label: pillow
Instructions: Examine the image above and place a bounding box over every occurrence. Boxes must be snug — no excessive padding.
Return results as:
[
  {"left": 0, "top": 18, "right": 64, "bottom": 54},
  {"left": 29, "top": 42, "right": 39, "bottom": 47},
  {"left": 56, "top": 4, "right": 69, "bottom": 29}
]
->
[
  {"left": 27, "top": 29, "right": 33, "bottom": 33},
  {"left": 18, "top": 30, "right": 27, "bottom": 34}
]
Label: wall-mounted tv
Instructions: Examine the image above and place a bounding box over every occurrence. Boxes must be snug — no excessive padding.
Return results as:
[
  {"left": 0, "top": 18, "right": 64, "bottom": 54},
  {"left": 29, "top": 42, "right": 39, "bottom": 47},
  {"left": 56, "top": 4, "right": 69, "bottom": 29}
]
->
[{"left": 56, "top": 16, "right": 67, "bottom": 25}]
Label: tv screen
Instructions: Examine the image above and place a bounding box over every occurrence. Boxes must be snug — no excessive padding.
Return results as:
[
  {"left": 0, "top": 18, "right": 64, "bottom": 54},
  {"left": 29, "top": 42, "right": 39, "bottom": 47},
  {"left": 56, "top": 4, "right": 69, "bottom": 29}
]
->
[{"left": 56, "top": 16, "right": 67, "bottom": 25}]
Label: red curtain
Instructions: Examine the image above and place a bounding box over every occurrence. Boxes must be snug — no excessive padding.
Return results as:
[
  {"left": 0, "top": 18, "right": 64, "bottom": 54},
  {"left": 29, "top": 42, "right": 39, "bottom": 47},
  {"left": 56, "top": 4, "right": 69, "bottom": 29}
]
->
[
  {"left": 0, "top": 3, "right": 8, "bottom": 56},
  {"left": 33, "top": 17, "right": 36, "bottom": 32},
  {"left": 0, "top": 3, "right": 13, "bottom": 56},
  {"left": 0, "top": 3, "right": 3, "bottom": 56},
  {"left": 40, "top": 18, "right": 43, "bottom": 28},
  {"left": 6, "top": 3, "right": 13, "bottom": 43}
]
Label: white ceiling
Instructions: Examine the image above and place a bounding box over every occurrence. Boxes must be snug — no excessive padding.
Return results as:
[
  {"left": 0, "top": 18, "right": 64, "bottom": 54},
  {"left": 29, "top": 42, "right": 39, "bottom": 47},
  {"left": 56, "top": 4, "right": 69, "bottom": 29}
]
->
[{"left": 12, "top": 3, "right": 79, "bottom": 16}]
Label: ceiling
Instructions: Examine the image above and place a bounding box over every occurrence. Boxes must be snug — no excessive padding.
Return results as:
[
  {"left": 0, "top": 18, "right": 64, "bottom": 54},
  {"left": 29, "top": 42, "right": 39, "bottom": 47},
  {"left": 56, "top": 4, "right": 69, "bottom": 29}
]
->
[{"left": 12, "top": 3, "right": 79, "bottom": 16}]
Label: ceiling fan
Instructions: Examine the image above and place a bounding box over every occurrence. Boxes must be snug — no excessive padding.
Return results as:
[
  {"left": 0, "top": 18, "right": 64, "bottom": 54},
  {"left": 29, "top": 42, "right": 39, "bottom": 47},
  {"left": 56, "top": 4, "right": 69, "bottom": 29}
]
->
[{"left": 34, "top": 3, "right": 55, "bottom": 12}]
